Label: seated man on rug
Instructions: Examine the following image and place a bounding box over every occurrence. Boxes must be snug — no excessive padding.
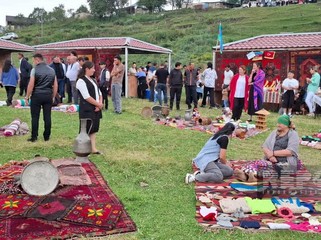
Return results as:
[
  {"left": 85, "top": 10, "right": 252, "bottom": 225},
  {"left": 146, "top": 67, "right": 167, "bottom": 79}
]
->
[
  {"left": 185, "top": 122, "right": 235, "bottom": 184},
  {"left": 235, "top": 115, "right": 299, "bottom": 182}
]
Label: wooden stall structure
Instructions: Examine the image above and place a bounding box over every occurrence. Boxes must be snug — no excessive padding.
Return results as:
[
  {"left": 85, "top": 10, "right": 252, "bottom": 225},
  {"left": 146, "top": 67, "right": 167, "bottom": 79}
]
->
[
  {"left": 0, "top": 39, "right": 34, "bottom": 72},
  {"left": 34, "top": 37, "right": 172, "bottom": 98},
  {"left": 213, "top": 32, "right": 321, "bottom": 110}
]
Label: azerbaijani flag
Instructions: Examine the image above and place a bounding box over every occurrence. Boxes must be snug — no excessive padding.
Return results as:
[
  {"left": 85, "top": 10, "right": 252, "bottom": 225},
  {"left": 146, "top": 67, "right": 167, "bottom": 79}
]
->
[{"left": 217, "top": 22, "right": 224, "bottom": 54}]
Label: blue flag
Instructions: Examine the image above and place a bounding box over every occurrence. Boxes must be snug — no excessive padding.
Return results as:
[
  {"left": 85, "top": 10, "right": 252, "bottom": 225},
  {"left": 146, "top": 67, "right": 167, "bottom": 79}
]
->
[{"left": 217, "top": 22, "right": 224, "bottom": 54}]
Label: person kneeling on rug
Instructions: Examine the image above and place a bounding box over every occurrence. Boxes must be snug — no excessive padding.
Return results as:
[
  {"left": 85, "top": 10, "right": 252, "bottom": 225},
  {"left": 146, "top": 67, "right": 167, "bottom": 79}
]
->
[
  {"left": 235, "top": 115, "right": 299, "bottom": 182},
  {"left": 185, "top": 122, "right": 235, "bottom": 184}
]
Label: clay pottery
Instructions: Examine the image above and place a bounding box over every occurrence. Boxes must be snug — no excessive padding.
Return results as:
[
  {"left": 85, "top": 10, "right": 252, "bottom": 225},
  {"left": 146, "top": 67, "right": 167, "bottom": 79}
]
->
[
  {"left": 141, "top": 107, "right": 152, "bottom": 118},
  {"left": 198, "top": 117, "right": 212, "bottom": 126},
  {"left": 161, "top": 106, "right": 170, "bottom": 117},
  {"left": 73, "top": 118, "right": 92, "bottom": 157},
  {"left": 184, "top": 109, "right": 192, "bottom": 121},
  {"left": 152, "top": 105, "right": 162, "bottom": 117}
]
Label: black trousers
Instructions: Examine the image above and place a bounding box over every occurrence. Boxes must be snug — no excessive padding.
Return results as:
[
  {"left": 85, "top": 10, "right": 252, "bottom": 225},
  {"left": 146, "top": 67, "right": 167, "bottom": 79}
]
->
[
  {"left": 5, "top": 86, "right": 16, "bottom": 106},
  {"left": 185, "top": 85, "right": 198, "bottom": 109},
  {"left": 149, "top": 81, "right": 155, "bottom": 102},
  {"left": 170, "top": 86, "right": 182, "bottom": 110},
  {"left": 65, "top": 78, "right": 72, "bottom": 103},
  {"left": 19, "top": 75, "right": 29, "bottom": 96},
  {"left": 232, "top": 97, "right": 244, "bottom": 120},
  {"left": 138, "top": 84, "right": 147, "bottom": 99},
  {"left": 202, "top": 86, "right": 215, "bottom": 107},
  {"left": 30, "top": 93, "right": 52, "bottom": 140},
  {"left": 100, "top": 86, "right": 108, "bottom": 110}
]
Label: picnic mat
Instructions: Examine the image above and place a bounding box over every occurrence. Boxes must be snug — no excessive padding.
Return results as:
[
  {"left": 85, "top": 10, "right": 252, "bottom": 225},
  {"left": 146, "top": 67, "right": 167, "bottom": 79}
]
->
[
  {"left": 155, "top": 118, "right": 265, "bottom": 139},
  {"left": 0, "top": 159, "right": 136, "bottom": 240},
  {"left": 194, "top": 160, "right": 321, "bottom": 232}
]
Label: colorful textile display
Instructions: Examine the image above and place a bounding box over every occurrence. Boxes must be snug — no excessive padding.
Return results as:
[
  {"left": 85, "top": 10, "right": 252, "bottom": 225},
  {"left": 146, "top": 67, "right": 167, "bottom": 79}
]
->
[
  {"left": 194, "top": 159, "right": 321, "bottom": 232},
  {"left": 301, "top": 132, "right": 321, "bottom": 150},
  {"left": 3, "top": 119, "right": 21, "bottom": 136},
  {"left": 0, "top": 159, "right": 136, "bottom": 239},
  {"left": 51, "top": 159, "right": 92, "bottom": 186},
  {"left": 155, "top": 118, "right": 264, "bottom": 139},
  {"left": 271, "top": 197, "right": 310, "bottom": 214},
  {"left": 24, "top": 196, "right": 77, "bottom": 221},
  {"left": 0, "top": 119, "right": 29, "bottom": 137},
  {"left": 62, "top": 200, "right": 123, "bottom": 229},
  {"left": 0, "top": 194, "right": 37, "bottom": 219}
]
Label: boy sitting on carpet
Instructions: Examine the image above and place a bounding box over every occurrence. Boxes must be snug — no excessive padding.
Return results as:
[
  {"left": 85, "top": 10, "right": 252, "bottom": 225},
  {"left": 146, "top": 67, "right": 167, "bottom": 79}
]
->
[
  {"left": 234, "top": 115, "right": 299, "bottom": 182},
  {"left": 185, "top": 122, "right": 235, "bottom": 184}
]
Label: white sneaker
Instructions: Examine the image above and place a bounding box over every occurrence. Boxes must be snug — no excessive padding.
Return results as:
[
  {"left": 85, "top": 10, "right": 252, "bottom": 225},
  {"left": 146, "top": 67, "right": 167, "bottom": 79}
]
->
[
  {"left": 185, "top": 173, "right": 195, "bottom": 184},
  {"left": 193, "top": 170, "right": 201, "bottom": 176}
]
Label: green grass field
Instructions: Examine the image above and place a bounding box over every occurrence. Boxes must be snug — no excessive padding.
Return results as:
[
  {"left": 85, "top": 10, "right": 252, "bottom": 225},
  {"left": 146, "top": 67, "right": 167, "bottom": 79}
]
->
[{"left": 0, "top": 86, "right": 320, "bottom": 239}]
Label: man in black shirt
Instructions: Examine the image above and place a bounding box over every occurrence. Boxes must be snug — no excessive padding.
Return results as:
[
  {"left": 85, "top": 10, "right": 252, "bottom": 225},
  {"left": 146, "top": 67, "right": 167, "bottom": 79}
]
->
[
  {"left": 25, "top": 54, "right": 58, "bottom": 142},
  {"left": 169, "top": 62, "right": 183, "bottom": 110},
  {"left": 155, "top": 63, "right": 169, "bottom": 106},
  {"left": 184, "top": 62, "right": 198, "bottom": 109},
  {"left": 49, "top": 56, "right": 65, "bottom": 103}
]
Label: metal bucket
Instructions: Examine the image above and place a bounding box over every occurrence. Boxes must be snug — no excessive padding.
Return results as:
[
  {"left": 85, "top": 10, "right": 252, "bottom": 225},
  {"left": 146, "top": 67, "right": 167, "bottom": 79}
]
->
[{"left": 20, "top": 160, "right": 59, "bottom": 196}]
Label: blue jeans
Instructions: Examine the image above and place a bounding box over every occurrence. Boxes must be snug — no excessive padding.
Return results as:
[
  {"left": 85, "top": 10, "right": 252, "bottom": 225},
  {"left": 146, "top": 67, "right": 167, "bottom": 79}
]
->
[
  {"left": 223, "top": 99, "right": 229, "bottom": 108},
  {"left": 57, "top": 78, "right": 65, "bottom": 98},
  {"left": 112, "top": 83, "right": 122, "bottom": 112},
  {"left": 156, "top": 83, "right": 167, "bottom": 105}
]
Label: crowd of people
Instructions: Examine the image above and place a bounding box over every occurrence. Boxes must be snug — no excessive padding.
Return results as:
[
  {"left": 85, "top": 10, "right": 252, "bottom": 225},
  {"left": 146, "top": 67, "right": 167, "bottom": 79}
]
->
[
  {"left": 0, "top": 52, "right": 127, "bottom": 155},
  {"left": 0, "top": 53, "right": 320, "bottom": 157}
]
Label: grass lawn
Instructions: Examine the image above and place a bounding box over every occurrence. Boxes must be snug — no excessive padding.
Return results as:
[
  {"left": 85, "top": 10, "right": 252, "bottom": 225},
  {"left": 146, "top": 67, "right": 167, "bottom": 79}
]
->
[{"left": 0, "top": 89, "right": 320, "bottom": 239}]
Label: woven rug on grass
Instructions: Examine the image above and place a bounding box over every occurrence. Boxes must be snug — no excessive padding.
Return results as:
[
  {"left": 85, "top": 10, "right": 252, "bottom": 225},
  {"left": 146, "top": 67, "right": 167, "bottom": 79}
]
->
[
  {"left": 0, "top": 159, "right": 136, "bottom": 240},
  {"left": 155, "top": 119, "right": 265, "bottom": 139},
  {"left": 194, "top": 160, "right": 321, "bottom": 232}
]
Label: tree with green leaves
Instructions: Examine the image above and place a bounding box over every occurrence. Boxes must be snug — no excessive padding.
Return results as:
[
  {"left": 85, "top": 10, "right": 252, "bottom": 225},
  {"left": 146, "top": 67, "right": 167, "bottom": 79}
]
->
[
  {"left": 87, "top": 0, "right": 128, "bottom": 18},
  {"left": 47, "top": 4, "right": 67, "bottom": 21},
  {"left": 28, "top": 8, "right": 47, "bottom": 23},
  {"left": 169, "top": 0, "right": 185, "bottom": 9},
  {"left": 76, "top": 5, "right": 90, "bottom": 13},
  {"left": 137, "top": 0, "right": 167, "bottom": 13}
]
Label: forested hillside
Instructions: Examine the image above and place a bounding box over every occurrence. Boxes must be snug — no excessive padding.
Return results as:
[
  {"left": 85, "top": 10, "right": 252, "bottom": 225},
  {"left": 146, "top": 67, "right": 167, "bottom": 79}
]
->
[{"left": 15, "top": 3, "right": 321, "bottom": 65}]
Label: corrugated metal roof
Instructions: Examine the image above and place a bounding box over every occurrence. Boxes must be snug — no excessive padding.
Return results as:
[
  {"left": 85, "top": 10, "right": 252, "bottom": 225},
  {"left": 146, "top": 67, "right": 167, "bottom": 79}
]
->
[
  {"left": 0, "top": 39, "right": 34, "bottom": 52},
  {"left": 34, "top": 37, "right": 172, "bottom": 54},
  {"left": 214, "top": 32, "right": 321, "bottom": 51}
]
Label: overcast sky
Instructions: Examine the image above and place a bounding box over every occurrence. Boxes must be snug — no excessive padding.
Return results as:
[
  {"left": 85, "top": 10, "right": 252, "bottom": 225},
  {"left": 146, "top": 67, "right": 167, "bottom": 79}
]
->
[{"left": 0, "top": 0, "right": 89, "bottom": 26}]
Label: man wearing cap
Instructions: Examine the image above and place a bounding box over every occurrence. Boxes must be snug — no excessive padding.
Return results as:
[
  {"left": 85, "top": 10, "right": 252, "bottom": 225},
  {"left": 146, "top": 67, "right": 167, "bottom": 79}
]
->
[
  {"left": 99, "top": 62, "right": 110, "bottom": 111},
  {"left": 111, "top": 55, "right": 124, "bottom": 114}
]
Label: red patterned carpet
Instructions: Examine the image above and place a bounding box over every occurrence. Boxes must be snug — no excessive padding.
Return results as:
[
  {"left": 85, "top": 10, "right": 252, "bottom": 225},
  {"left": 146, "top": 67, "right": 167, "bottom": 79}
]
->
[{"left": 0, "top": 160, "right": 136, "bottom": 240}]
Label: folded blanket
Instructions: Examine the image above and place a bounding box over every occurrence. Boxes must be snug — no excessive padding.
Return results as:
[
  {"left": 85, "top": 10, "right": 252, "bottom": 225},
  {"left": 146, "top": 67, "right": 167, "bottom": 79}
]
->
[
  {"left": 267, "top": 223, "right": 290, "bottom": 230},
  {"left": 219, "top": 197, "right": 251, "bottom": 213},
  {"left": 3, "top": 119, "right": 21, "bottom": 136}
]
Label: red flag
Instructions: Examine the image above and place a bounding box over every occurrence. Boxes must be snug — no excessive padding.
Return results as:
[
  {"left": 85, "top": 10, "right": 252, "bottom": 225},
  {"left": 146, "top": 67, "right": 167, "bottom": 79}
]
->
[{"left": 264, "top": 51, "right": 275, "bottom": 59}]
